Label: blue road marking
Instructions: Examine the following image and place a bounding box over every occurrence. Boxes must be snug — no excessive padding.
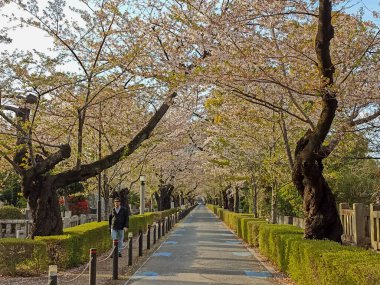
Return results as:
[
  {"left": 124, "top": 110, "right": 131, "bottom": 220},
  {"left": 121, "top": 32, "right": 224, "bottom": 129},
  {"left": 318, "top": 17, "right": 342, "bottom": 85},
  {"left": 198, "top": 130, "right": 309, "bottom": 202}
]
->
[
  {"left": 164, "top": 241, "right": 178, "bottom": 245},
  {"left": 153, "top": 252, "right": 172, "bottom": 257},
  {"left": 232, "top": 252, "right": 252, "bottom": 256},
  {"left": 244, "top": 271, "right": 272, "bottom": 278},
  {"left": 136, "top": 271, "right": 159, "bottom": 277}
]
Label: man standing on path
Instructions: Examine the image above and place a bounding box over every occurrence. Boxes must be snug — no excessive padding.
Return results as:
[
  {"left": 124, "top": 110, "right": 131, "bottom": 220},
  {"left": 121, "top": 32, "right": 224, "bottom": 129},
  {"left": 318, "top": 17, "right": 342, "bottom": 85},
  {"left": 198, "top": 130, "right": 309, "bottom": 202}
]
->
[{"left": 109, "top": 197, "right": 129, "bottom": 257}]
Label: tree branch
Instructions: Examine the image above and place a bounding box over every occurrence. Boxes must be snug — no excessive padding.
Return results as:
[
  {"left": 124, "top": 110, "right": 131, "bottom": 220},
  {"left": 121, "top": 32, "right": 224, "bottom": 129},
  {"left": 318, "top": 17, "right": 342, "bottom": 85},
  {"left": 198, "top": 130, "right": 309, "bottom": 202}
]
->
[{"left": 52, "top": 92, "right": 177, "bottom": 188}]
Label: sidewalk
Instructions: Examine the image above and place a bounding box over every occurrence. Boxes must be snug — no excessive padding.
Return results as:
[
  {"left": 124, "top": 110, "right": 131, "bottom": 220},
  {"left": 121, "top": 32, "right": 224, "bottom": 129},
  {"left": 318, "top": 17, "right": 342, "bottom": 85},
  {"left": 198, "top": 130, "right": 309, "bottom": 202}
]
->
[
  {"left": 0, "top": 206, "right": 291, "bottom": 285},
  {"left": 0, "top": 219, "right": 168, "bottom": 285},
  {"left": 125, "top": 205, "right": 285, "bottom": 285}
]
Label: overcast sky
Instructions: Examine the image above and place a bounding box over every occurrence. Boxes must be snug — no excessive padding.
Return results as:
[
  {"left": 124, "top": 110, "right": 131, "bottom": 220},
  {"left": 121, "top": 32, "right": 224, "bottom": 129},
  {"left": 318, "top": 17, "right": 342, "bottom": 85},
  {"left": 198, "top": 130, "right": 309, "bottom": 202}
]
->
[{"left": 0, "top": 0, "right": 379, "bottom": 54}]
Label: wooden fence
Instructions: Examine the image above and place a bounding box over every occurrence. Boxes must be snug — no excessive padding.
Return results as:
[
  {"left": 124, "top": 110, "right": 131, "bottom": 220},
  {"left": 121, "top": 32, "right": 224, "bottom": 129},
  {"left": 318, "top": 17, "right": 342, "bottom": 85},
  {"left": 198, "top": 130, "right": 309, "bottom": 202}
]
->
[{"left": 277, "top": 203, "right": 380, "bottom": 251}]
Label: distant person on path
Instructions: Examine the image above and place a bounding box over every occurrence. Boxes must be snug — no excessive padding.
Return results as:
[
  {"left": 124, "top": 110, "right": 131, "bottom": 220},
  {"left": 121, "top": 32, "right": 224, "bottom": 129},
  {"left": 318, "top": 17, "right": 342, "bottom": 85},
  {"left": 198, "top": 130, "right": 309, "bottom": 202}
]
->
[{"left": 109, "top": 197, "right": 129, "bottom": 257}]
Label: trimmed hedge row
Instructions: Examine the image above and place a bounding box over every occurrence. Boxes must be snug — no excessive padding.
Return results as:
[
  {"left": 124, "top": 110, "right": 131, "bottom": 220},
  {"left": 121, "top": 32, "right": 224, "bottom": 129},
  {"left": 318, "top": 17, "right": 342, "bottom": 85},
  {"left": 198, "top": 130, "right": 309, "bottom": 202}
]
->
[
  {"left": 207, "top": 204, "right": 380, "bottom": 285},
  {"left": 0, "top": 208, "right": 183, "bottom": 274},
  {"left": 36, "top": 221, "right": 110, "bottom": 268},
  {"left": 206, "top": 204, "right": 264, "bottom": 239},
  {"left": 0, "top": 238, "right": 47, "bottom": 276}
]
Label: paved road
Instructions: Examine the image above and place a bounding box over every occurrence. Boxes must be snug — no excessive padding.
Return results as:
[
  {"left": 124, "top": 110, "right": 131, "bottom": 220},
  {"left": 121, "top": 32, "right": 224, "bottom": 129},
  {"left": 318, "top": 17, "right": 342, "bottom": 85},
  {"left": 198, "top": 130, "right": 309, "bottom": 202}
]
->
[{"left": 125, "top": 205, "right": 277, "bottom": 285}]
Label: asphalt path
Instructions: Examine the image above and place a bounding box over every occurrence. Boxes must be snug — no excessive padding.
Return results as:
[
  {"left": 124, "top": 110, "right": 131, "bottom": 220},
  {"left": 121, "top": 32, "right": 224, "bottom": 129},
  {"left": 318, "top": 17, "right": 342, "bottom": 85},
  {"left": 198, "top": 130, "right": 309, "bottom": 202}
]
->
[{"left": 125, "top": 205, "right": 277, "bottom": 285}]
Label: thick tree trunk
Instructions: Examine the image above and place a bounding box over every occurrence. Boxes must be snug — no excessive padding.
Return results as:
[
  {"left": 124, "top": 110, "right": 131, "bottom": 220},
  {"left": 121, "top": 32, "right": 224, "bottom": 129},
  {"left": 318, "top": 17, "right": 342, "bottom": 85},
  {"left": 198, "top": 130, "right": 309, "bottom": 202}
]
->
[
  {"left": 293, "top": 134, "right": 342, "bottom": 241},
  {"left": 11, "top": 92, "right": 177, "bottom": 237},
  {"left": 173, "top": 194, "right": 180, "bottom": 207},
  {"left": 289, "top": 0, "right": 343, "bottom": 242},
  {"left": 154, "top": 184, "right": 174, "bottom": 211},
  {"left": 24, "top": 177, "right": 63, "bottom": 237}
]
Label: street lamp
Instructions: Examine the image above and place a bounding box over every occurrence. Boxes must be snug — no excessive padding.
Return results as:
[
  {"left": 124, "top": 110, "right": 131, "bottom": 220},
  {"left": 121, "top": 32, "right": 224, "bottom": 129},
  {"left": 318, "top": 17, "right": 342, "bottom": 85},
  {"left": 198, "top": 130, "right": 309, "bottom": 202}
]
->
[{"left": 140, "top": 175, "right": 146, "bottom": 215}]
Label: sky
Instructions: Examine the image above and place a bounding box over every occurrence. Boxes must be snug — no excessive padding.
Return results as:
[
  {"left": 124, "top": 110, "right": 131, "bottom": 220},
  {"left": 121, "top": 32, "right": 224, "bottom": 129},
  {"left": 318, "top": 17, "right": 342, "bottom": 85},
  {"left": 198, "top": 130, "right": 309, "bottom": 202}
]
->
[{"left": 0, "top": 0, "right": 379, "bottom": 54}]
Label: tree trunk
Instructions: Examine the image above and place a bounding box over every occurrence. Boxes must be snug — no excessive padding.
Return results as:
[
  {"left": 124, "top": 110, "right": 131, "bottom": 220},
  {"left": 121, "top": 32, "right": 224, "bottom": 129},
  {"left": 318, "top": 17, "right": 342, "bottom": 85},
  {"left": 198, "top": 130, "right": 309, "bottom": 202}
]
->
[
  {"left": 154, "top": 184, "right": 174, "bottom": 211},
  {"left": 24, "top": 177, "right": 63, "bottom": 237},
  {"left": 270, "top": 180, "right": 277, "bottom": 224},
  {"left": 252, "top": 184, "right": 258, "bottom": 218},
  {"left": 293, "top": 134, "right": 342, "bottom": 241},
  {"left": 103, "top": 173, "right": 110, "bottom": 218},
  {"left": 290, "top": 0, "right": 343, "bottom": 242},
  {"left": 11, "top": 92, "right": 177, "bottom": 237},
  {"left": 222, "top": 187, "right": 229, "bottom": 209},
  {"left": 173, "top": 194, "right": 180, "bottom": 207},
  {"left": 234, "top": 186, "right": 240, "bottom": 213}
]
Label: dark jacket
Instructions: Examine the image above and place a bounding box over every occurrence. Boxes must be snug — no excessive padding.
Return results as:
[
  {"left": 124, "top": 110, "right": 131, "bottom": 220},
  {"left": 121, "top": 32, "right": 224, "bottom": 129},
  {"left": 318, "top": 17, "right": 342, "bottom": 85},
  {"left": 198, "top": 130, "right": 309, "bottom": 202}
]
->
[{"left": 109, "top": 206, "right": 129, "bottom": 230}]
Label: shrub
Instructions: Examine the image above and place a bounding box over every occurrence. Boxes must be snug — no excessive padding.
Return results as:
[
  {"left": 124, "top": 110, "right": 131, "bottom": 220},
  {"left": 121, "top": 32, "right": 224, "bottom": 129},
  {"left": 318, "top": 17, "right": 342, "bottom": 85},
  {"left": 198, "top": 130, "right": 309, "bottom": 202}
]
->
[
  {"left": 36, "top": 221, "right": 109, "bottom": 268},
  {"left": 0, "top": 205, "right": 24, "bottom": 219},
  {"left": 240, "top": 218, "right": 264, "bottom": 241},
  {"left": 246, "top": 220, "right": 267, "bottom": 247},
  {"left": 259, "top": 224, "right": 303, "bottom": 269},
  {"left": 66, "top": 195, "right": 90, "bottom": 215},
  {"left": 0, "top": 238, "right": 47, "bottom": 276},
  {"left": 206, "top": 204, "right": 219, "bottom": 215},
  {"left": 213, "top": 206, "right": 380, "bottom": 285}
]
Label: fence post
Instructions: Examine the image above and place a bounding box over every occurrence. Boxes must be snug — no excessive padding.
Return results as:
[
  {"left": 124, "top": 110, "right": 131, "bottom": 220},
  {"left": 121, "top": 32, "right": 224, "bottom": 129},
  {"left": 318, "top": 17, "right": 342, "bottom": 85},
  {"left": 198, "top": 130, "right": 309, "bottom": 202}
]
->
[
  {"left": 339, "top": 203, "right": 350, "bottom": 242},
  {"left": 89, "top": 248, "right": 96, "bottom": 285},
  {"left": 162, "top": 219, "right": 165, "bottom": 236},
  {"left": 158, "top": 221, "right": 161, "bottom": 239},
  {"left": 139, "top": 230, "right": 143, "bottom": 256},
  {"left": 112, "top": 239, "right": 118, "bottom": 280},
  {"left": 370, "top": 204, "right": 380, "bottom": 250},
  {"left": 128, "top": 232, "right": 133, "bottom": 266},
  {"left": 153, "top": 224, "right": 157, "bottom": 244},
  {"left": 48, "top": 265, "right": 57, "bottom": 285},
  {"left": 147, "top": 225, "right": 151, "bottom": 250},
  {"left": 353, "top": 203, "right": 368, "bottom": 246}
]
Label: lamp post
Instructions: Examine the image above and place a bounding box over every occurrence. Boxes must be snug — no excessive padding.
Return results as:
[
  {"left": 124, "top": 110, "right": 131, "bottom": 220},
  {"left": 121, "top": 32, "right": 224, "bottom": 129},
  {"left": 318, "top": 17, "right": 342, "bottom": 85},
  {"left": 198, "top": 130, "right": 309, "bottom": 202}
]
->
[{"left": 140, "top": 175, "right": 146, "bottom": 215}]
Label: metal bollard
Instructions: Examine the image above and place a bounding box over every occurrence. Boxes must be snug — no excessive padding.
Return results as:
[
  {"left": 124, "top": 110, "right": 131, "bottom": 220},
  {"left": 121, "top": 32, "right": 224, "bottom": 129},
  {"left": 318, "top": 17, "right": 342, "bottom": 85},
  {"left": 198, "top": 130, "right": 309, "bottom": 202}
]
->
[
  {"left": 48, "top": 265, "right": 57, "bottom": 285},
  {"left": 139, "top": 230, "right": 143, "bottom": 256},
  {"left": 128, "top": 232, "right": 133, "bottom": 266},
  {"left": 162, "top": 219, "right": 165, "bottom": 236},
  {"left": 153, "top": 224, "right": 157, "bottom": 244},
  {"left": 158, "top": 221, "right": 161, "bottom": 239},
  {"left": 112, "top": 239, "right": 118, "bottom": 280},
  {"left": 147, "top": 225, "right": 151, "bottom": 250},
  {"left": 89, "top": 248, "right": 96, "bottom": 285}
]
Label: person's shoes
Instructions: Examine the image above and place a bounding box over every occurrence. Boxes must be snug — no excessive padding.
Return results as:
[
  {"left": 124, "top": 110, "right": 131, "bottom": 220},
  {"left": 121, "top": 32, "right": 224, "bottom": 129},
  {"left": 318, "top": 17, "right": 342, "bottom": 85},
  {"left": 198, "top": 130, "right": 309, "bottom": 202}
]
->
[{"left": 118, "top": 253, "right": 122, "bottom": 257}]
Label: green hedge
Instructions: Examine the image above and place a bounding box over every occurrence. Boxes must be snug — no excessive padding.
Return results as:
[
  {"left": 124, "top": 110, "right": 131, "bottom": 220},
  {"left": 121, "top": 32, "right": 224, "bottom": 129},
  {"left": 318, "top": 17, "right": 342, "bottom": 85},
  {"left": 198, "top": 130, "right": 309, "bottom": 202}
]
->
[
  {"left": 239, "top": 217, "right": 264, "bottom": 240},
  {"left": 0, "top": 206, "right": 24, "bottom": 219},
  {"left": 0, "top": 238, "right": 47, "bottom": 276},
  {"left": 246, "top": 220, "right": 267, "bottom": 247},
  {"left": 36, "top": 221, "right": 109, "bottom": 268},
  {"left": 212, "top": 206, "right": 380, "bottom": 285},
  {"left": 206, "top": 204, "right": 219, "bottom": 215},
  {"left": 35, "top": 209, "right": 181, "bottom": 270}
]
